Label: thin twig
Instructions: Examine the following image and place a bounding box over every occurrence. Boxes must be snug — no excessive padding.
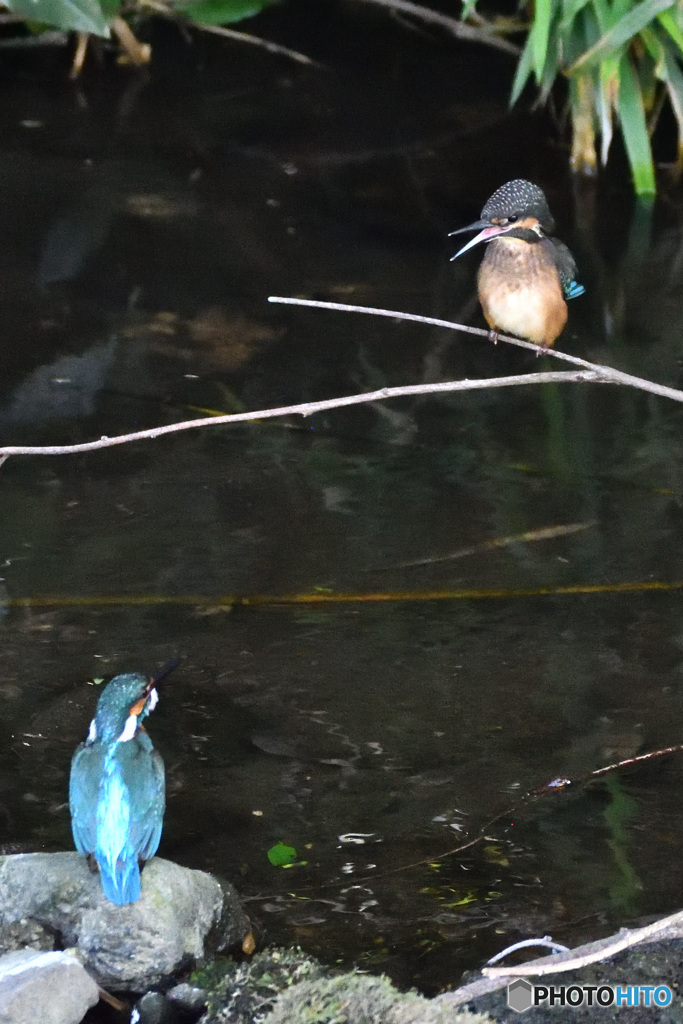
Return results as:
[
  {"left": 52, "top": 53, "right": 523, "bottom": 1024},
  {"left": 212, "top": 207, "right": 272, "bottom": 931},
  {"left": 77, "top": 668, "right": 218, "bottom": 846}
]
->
[
  {"left": 0, "top": 371, "right": 601, "bottom": 461},
  {"left": 436, "top": 911, "right": 683, "bottom": 1006},
  {"left": 395, "top": 521, "right": 595, "bottom": 569},
  {"left": 140, "top": 0, "right": 319, "bottom": 66},
  {"left": 531, "top": 743, "right": 683, "bottom": 797},
  {"left": 486, "top": 937, "right": 570, "bottom": 965},
  {"left": 483, "top": 911, "right": 683, "bottom": 977},
  {"left": 186, "top": 22, "right": 320, "bottom": 66},
  {"left": 3, "top": 298, "right": 683, "bottom": 463},
  {"left": 350, "top": 0, "right": 520, "bottom": 55}
]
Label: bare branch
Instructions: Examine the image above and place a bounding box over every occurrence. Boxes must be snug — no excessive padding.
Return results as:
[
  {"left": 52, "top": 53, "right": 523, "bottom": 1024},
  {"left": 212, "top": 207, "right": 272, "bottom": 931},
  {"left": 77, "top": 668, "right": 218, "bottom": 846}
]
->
[
  {"left": 0, "top": 371, "right": 599, "bottom": 460},
  {"left": 140, "top": 0, "right": 320, "bottom": 66},
  {"left": 349, "top": 0, "right": 521, "bottom": 55},
  {"left": 483, "top": 911, "right": 683, "bottom": 978},
  {"left": 436, "top": 911, "right": 683, "bottom": 1007},
  {"left": 268, "top": 297, "right": 683, "bottom": 404},
  {"left": 182, "top": 21, "right": 320, "bottom": 66},
  {"left": 2, "top": 298, "right": 682, "bottom": 464}
]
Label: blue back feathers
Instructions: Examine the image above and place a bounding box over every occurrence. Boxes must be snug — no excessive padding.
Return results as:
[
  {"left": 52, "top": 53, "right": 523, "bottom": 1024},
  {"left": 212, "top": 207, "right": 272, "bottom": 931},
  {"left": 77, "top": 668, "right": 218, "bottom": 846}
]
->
[{"left": 69, "top": 673, "right": 165, "bottom": 906}]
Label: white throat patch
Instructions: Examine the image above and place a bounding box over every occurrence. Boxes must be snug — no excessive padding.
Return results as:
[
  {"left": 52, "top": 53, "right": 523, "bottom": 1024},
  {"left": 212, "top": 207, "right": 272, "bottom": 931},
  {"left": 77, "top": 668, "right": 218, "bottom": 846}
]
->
[
  {"left": 87, "top": 719, "right": 97, "bottom": 743},
  {"left": 117, "top": 713, "right": 139, "bottom": 743}
]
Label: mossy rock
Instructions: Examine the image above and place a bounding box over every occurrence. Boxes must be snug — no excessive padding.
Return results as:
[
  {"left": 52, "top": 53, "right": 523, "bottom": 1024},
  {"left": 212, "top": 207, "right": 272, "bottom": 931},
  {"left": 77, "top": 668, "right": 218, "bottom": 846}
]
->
[
  {"left": 263, "top": 972, "right": 492, "bottom": 1024},
  {"left": 198, "top": 948, "right": 325, "bottom": 1023}
]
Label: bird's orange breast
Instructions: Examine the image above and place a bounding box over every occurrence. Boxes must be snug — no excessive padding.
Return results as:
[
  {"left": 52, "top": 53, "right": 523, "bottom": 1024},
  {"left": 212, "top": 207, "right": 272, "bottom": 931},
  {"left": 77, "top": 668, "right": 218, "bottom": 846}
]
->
[{"left": 477, "top": 237, "right": 567, "bottom": 348}]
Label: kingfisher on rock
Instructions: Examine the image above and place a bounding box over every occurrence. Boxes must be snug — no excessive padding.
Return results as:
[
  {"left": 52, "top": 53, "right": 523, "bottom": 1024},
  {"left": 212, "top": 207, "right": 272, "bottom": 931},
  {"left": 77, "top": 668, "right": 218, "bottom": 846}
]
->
[
  {"left": 69, "top": 666, "right": 174, "bottom": 905},
  {"left": 449, "top": 179, "right": 584, "bottom": 350}
]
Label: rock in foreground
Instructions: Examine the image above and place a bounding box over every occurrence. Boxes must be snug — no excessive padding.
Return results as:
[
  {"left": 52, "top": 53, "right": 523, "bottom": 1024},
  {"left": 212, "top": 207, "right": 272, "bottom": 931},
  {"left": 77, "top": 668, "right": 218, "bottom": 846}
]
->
[
  {"left": 0, "top": 852, "right": 248, "bottom": 991},
  {"left": 189, "top": 949, "right": 491, "bottom": 1024},
  {"left": 0, "top": 948, "right": 98, "bottom": 1024}
]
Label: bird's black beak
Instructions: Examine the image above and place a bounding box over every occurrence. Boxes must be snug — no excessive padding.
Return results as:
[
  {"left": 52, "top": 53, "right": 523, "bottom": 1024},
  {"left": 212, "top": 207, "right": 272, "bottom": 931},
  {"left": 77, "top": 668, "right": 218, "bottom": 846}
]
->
[
  {"left": 147, "top": 657, "right": 181, "bottom": 694},
  {"left": 449, "top": 219, "right": 515, "bottom": 260}
]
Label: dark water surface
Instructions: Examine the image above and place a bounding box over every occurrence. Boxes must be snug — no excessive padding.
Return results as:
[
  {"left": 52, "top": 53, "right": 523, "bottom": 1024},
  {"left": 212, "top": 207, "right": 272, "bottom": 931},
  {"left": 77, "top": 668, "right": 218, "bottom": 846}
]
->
[{"left": 2, "top": 4, "right": 683, "bottom": 996}]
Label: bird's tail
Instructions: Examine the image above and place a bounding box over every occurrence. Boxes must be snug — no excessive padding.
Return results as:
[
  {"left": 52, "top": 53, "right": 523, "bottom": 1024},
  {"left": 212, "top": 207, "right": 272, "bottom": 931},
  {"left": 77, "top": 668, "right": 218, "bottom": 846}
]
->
[{"left": 98, "top": 855, "right": 141, "bottom": 905}]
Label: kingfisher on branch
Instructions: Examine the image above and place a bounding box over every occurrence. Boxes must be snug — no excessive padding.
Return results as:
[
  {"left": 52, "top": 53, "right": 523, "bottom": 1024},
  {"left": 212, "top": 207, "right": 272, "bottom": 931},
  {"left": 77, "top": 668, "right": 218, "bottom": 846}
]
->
[{"left": 449, "top": 179, "right": 584, "bottom": 350}]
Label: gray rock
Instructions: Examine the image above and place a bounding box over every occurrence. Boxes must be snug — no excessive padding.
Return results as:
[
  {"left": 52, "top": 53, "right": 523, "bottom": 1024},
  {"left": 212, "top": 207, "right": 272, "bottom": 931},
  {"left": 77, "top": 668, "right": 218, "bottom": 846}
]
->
[
  {"left": 0, "top": 853, "right": 248, "bottom": 991},
  {"left": 0, "top": 948, "right": 99, "bottom": 1024},
  {"left": 0, "top": 920, "right": 54, "bottom": 956},
  {"left": 133, "top": 991, "right": 172, "bottom": 1024},
  {"left": 167, "top": 982, "right": 208, "bottom": 1012}
]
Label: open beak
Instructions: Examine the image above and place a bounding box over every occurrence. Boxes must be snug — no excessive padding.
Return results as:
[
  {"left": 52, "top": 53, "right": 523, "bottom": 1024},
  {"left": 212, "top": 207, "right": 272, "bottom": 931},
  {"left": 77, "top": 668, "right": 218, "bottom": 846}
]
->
[{"left": 449, "top": 220, "right": 514, "bottom": 261}]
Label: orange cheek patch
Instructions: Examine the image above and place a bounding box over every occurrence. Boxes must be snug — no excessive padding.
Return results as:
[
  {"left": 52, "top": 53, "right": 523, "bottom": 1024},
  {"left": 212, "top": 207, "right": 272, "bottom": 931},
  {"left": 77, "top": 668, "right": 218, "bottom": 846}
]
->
[{"left": 130, "top": 697, "right": 147, "bottom": 717}]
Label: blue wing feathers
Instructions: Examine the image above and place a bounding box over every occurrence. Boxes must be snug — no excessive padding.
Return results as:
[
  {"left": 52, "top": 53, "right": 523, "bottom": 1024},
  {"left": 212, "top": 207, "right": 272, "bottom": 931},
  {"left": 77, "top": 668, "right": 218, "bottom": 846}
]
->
[
  {"left": 69, "top": 729, "right": 164, "bottom": 905},
  {"left": 565, "top": 280, "right": 585, "bottom": 299}
]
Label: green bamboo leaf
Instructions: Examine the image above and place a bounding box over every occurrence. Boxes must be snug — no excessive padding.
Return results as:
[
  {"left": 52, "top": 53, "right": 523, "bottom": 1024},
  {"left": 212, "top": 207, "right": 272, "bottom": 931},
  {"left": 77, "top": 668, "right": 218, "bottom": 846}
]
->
[
  {"left": 657, "top": 8, "right": 683, "bottom": 52},
  {"left": 591, "top": 0, "right": 614, "bottom": 34},
  {"left": 531, "top": 0, "right": 553, "bottom": 79},
  {"left": 640, "top": 24, "right": 666, "bottom": 73},
  {"left": 571, "top": 0, "right": 676, "bottom": 71},
  {"left": 561, "top": 0, "right": 592, "bottom": 31},
  {"left": 595, "top": 64, "right": 615, "bottom": 164},
  {"left": 539, "top": 30, "right": 561, "bottom": 103},
  {"left": 176, "top": 0, "right": 273, "bottom": 24},
  {"left": 613, "top": 0, "right": 637, "bottom": 21},
  {"left": 510, "top": 32, "right": 535, "bottom": 106},
  {"left": 618, "top": 54, "right": 656, "bottom": 194},
  {"left": 659, "top": 39, "right": 683, "bottom": 159},
  {"left": 600, "top": 48, "right": 624, "bottom": 109},
  {"left": 99, "top": 0, "right": 118, "bottom": 18},
  {"left": 4, "top": 0, "right": 109, "bottom": 34},
  {"left": 565, "top": 3, "right": 599, "bottom": 66}
]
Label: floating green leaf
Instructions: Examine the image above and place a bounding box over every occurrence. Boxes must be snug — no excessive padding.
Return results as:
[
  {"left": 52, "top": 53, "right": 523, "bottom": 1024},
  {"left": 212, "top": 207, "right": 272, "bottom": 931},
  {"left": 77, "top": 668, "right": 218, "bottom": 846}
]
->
[{"left": 267, "top": 841, "right": 298, "bottom": 867}]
